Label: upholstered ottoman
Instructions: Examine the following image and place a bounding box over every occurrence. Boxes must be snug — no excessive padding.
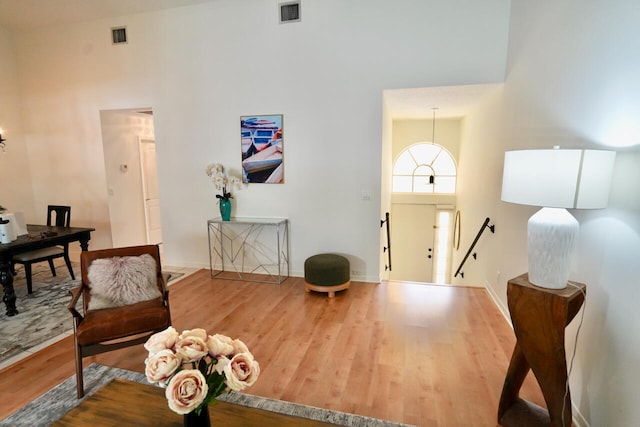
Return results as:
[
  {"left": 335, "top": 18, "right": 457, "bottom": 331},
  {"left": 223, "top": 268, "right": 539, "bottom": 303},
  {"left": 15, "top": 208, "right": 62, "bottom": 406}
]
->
[{"left": 304, "top": 254, "right": 351, "bottom": 298}]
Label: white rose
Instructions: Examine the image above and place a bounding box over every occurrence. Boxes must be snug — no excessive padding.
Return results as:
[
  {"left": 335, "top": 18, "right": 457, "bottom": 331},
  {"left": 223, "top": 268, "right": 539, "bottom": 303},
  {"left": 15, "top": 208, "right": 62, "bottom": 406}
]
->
[
  {"left": 231, "top": 338, "right": 249, "bottom": 356},
  {"left": 145, "top": 349, "right": 181, "bottom": 385},
  {"left": 207, "top": 334, "right": 234, "bottom": 357},
  {"left": 214, "top": 356, "right": 230, "bottom": 375},
  {"left": 145, "top": 326, "right": 179, "bottom": 355},
  {"left": 223, "top": 353, "right": 260, "bottom": 391},
  {"left": 179, "top": 328, "right": 208, "bottom": 341},
  {"left": 165, "top": 369, "right": 209, "bottom": 415},
  {"left": 175, "top": 335, "right": 209, "bottom": 363}
]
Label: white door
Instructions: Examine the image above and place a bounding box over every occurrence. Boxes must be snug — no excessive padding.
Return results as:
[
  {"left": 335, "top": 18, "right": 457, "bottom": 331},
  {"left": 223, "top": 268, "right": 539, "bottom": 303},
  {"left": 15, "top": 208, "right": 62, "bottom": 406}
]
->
[
  {"left": 389, "top": 203, "right": 436, "bottom": 283},
  {"left": 139, "top": 139, "right": 163, "bottom": 245}
]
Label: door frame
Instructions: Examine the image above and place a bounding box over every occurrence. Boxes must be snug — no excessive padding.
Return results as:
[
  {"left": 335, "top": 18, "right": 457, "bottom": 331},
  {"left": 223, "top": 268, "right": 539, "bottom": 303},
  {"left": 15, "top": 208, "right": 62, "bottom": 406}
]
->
[{"left": 138, "top": 137, "right": 162, "bottom": 245}]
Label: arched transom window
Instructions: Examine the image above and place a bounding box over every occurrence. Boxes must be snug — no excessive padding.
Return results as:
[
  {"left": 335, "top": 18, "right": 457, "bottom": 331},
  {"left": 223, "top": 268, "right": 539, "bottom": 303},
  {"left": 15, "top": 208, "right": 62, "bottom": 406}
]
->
[{"left": 393, "top": 143, "right": 457, "bottom": 194}]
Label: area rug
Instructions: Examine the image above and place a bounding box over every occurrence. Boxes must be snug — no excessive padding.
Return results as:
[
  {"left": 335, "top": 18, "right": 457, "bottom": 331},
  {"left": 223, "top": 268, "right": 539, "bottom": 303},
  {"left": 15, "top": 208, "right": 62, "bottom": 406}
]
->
[
  {"left": 0, "top": 265, "right": 184, "bottom": 366},
  {"left": 0, "top": 264, "right": 79, "bottom": 364},
  {"left": 0, "top": 363, "right": 414, "bottom": 427}
]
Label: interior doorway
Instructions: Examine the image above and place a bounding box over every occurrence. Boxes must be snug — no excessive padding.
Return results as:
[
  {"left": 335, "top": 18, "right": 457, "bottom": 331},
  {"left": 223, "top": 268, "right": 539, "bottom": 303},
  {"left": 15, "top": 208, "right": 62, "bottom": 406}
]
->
[
  {"left": 388, "top": 139, "right": 458, "bottom": 284},
  {"left": 382, "top": 84, "right": 504, "bottom": 285},
  {"left": 99, "top": 109, "right": 163, "bottom": 250},
  {"left": 139, "top": 138, "right": 163, "bottom": 246}
]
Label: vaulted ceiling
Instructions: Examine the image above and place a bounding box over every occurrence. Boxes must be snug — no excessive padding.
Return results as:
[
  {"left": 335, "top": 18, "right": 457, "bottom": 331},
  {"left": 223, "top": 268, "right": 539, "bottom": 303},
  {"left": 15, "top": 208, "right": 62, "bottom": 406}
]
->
[
  {"left": 0, "top": 0, "right": 215, "bottom": 31},
  {"left": 0, "top": 0, "right": 503, "bottom": 120}
]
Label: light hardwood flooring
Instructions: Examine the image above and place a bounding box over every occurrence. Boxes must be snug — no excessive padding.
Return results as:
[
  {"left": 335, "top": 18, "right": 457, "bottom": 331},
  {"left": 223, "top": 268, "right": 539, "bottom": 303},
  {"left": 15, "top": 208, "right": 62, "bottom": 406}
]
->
[{"left": 0, "top": 270, "right": 545, "bottom": 426}]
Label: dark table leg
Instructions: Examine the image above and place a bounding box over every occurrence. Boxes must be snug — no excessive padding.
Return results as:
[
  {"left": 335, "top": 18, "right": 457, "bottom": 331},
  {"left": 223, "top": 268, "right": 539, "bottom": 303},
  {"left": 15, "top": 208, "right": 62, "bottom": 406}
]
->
[
  {"left": 498, "top": 343, "right": 530, "bottom": 420},
  {"left": 78, "top": 232, "right": 91, "bottom": 252},
  {"left": 0, "top": 256, "right": 18, "bottom": 316}
]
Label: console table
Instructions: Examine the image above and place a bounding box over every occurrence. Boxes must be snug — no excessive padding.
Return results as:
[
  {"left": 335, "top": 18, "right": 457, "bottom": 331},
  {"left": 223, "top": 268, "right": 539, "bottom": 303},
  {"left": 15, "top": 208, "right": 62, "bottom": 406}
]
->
[
  {"left": 498, "top": 273, "right": 586, "bottom": 427},
  {"left": 207, "top": 217, "right": 289, "bottom": 284}
]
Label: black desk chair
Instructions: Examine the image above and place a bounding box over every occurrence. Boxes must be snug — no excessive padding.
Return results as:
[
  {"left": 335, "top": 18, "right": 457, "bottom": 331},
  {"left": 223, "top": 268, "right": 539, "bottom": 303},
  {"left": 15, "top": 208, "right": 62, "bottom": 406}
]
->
[{"left": 12, "top": 205, "right": 76, "bottom": 293}]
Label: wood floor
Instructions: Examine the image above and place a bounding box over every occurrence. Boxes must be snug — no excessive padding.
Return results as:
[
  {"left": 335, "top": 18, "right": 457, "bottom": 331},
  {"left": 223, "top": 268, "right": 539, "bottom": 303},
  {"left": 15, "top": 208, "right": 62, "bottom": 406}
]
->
[{"left": 0, "top": 270, "right": 545, "bottom": 426}]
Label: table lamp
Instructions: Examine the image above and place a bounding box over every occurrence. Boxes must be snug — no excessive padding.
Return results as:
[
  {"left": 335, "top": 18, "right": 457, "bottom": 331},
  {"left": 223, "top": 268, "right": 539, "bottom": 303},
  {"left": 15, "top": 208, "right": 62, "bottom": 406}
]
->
[{"left": 501, "top": 148, "right": 616, "bottom": 289}]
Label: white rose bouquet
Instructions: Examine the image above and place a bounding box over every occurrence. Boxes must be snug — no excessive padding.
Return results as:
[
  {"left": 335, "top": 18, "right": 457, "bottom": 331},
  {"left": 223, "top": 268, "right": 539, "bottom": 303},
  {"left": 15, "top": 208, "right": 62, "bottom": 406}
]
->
[{"left": 144, "top": 326, "right": 260, "bottom": 416}]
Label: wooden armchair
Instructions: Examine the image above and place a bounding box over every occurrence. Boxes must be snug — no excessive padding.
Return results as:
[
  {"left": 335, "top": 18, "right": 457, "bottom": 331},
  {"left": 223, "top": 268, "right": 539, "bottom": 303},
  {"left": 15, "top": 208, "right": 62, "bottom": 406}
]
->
[{"left": 67, "top": 244, "right": 171, "bottom": 398}]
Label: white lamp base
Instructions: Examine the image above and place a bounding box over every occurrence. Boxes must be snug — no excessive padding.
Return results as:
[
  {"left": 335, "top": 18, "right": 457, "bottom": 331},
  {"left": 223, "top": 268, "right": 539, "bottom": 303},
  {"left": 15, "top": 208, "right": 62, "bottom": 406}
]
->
[{"left": 527, "top": 207, "right": 578, "bottom": 289}]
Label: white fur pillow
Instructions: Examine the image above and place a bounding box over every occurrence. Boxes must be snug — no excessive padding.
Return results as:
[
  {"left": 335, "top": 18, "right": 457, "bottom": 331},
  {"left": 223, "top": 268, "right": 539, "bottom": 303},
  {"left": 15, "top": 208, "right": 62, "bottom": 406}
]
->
[{"left": 87, "top": 254, "right": 162, "bottom": 310}]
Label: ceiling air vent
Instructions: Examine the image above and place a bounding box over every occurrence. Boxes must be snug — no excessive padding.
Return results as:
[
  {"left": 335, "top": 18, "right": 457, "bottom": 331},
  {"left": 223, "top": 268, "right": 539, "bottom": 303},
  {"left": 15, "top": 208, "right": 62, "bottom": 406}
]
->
[
  {"left": 279, "top": 1, "right": 301, "bottom": 24},
  {"left": 111, "top": 26, "right": 127, "bottom": 45}
]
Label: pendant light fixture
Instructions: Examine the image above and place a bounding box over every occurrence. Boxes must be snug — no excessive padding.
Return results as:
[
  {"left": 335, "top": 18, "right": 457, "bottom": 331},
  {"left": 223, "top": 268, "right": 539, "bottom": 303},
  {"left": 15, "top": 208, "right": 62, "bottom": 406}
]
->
[{"left": 429, "top": 108, "right": 438, "bottom": 184}]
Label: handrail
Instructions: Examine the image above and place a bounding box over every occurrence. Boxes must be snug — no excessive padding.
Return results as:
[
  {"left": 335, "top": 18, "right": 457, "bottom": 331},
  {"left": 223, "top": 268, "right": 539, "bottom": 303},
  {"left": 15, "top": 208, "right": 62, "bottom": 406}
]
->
[
  {"left": 381, "top": 212, "right": 391, "bottom": 271},
  {"left": 454, "top": 217, "right": 495, "bottom": 278}
]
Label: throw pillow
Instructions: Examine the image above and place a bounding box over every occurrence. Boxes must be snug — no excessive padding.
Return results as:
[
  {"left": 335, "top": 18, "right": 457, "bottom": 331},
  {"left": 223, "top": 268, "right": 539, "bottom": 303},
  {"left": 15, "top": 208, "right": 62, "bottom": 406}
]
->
[{"left": 87, "top": 253, "right": 162, "bottom": 310}]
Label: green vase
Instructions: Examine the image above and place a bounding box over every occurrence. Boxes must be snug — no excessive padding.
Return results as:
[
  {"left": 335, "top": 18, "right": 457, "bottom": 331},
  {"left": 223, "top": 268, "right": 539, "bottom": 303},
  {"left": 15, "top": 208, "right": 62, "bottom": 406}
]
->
[{"left": 219, "top": 199, "right": 231, "bottom": 221}]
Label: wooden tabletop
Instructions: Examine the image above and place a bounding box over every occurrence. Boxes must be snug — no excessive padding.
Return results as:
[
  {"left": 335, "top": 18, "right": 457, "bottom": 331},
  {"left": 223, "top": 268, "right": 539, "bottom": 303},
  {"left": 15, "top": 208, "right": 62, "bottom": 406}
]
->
[
  {"left": 508, "top": 272, "right": 586, "bottom": 298},
  {"left": 52, "top": 378, "right": 337, "bottom": 426}
]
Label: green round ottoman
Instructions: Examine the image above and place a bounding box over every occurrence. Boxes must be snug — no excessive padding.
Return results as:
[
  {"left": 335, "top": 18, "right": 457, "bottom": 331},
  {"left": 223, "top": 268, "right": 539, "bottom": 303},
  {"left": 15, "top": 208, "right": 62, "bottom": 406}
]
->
[{"left": 304, "top": 254, "right": 351, "bottom": 298}]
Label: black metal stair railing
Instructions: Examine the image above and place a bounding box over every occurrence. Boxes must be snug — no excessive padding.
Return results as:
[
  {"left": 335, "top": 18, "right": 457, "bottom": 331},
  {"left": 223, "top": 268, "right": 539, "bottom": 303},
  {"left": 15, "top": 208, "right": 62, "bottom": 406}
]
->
[
  {"left": 381, "top": 212, "right": 391, "bottom": 271},
  {"left": 454, "top": 217, "right": 495, "bottom": 278}
]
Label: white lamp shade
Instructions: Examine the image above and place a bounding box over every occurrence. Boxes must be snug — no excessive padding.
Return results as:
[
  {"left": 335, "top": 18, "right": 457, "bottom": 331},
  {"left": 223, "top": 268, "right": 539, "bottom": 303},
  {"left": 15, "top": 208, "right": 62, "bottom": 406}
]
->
[
  {"left": 577, "top": 150, "right": 617, "bottom": 208},
  {"left": 501, "top": 149, "right": 616, "bottom": 209},
  {"left": 501, "top": 148, "right": 616, "bottom": 289}
]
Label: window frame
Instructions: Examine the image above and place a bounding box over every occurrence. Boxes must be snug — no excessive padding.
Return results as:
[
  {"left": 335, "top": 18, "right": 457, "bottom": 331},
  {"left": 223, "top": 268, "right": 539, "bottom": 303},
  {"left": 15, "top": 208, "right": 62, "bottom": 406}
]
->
[{"left": 392, "top": 143, "right": 457, "bottom": 194}]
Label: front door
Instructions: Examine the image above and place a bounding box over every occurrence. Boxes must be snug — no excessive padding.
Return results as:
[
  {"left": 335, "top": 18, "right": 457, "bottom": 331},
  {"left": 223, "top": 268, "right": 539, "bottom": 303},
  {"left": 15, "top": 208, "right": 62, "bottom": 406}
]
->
[{"left": 389, "top": 203, "right": 436, "bottom": 283}]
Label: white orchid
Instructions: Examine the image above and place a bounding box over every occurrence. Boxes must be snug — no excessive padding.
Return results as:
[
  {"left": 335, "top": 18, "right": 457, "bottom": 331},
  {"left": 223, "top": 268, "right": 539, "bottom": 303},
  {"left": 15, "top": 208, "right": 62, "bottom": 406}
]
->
[{"left": 205, "top": 163, "right": 243, "bottom": 200}]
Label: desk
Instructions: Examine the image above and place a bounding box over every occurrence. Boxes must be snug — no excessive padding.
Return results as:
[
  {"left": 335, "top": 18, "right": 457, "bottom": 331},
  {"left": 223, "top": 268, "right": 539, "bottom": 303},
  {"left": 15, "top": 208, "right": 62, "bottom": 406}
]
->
[
  {"left": 208, "top": 217, "right": 289, "bottom": 284},
  {"left": 0, "top": 224, "right": 95, "bottom": 316},
  {"left": 498, "top": 273, "right": 586, "bottom": 427},
  {"left": 52, "top": 378, "right": 335, "bottom": 426}
]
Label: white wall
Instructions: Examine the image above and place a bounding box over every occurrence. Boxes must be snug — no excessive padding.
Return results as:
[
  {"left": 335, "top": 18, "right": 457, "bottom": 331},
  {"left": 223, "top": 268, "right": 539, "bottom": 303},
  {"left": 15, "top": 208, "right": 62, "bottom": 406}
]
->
[
  {"left": 0, "top": 26, "right": 35, "bottom": 218},
  {"left": 6, "top": 0, "right": 510, "bottom": 280},
  {"left": 392, "top": 118, "right": 460, "bottom": 160},
  {"left": 380, "top": 100, "right": 393, "bottom": 281},
  {"left": 455, "top": 1, "right": 640, "bottom": 425}
]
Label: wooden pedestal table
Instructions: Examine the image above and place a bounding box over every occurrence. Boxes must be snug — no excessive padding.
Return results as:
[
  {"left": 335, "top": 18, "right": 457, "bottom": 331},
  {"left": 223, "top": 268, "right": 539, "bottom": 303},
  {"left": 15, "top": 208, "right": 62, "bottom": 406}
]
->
[{"left": 498, "top": 273, "right": 586, "bottom": 427}]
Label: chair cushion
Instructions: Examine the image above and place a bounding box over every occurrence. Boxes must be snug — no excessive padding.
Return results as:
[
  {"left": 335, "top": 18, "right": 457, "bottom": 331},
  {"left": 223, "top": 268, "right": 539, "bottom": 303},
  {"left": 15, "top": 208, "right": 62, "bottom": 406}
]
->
[
  {"left": 76, "top": 298, "right": 170, "bottom": 345},
  {"left": 12, "top": 246, "right": 64, "bottom": 262},
  {"left": 87, "top": 254, "right": 161, "bottom": 310}
]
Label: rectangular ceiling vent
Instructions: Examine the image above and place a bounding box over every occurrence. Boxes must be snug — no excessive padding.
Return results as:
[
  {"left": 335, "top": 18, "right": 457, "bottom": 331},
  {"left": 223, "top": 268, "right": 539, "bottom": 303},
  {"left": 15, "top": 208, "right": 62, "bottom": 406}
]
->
[
  {"left": 279, "top": 1, "right": 301, "bottom": 24},
  {"left": 111, "top": 26, "right": 127, "bottom": 45}
]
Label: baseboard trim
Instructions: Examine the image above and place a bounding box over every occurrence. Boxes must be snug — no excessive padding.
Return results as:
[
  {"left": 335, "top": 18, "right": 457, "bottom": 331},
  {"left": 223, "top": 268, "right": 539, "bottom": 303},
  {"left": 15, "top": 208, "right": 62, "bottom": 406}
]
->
[{"left": 483, "top": 279, "right": 512, "bottom": 328}]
